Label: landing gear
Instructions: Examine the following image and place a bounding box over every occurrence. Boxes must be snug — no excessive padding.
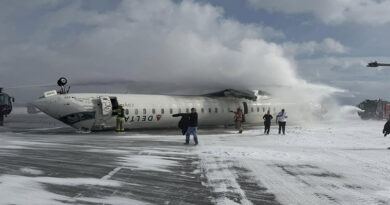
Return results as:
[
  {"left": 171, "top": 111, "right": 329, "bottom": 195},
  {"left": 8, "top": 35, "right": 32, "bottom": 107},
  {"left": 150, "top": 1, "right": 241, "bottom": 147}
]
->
[{"left": 57, "top": 77, "right": 70, "bottom": 94}]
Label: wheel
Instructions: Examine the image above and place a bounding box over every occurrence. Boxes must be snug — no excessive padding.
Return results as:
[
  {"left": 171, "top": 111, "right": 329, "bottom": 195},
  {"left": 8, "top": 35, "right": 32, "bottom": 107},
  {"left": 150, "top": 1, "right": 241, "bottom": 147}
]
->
[{"left": 57, "top": 77, "right": 68, "bottom": 86}]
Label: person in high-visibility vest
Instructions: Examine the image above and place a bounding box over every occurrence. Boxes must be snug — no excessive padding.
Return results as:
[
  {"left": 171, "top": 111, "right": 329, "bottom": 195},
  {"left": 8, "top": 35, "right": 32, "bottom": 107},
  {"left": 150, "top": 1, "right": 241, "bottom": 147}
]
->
[
  {"left": 116, "top": 104, "right": 125, "bottom": 132},
  {"left": 231, "top": 107, "right": 243, "bottom": 134}
]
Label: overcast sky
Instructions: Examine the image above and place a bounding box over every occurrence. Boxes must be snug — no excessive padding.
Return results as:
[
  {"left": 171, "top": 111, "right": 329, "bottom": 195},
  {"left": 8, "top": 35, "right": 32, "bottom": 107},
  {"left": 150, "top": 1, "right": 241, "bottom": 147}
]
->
[{"left": 1, "top": 0, "right": 390, "bottom": 105}]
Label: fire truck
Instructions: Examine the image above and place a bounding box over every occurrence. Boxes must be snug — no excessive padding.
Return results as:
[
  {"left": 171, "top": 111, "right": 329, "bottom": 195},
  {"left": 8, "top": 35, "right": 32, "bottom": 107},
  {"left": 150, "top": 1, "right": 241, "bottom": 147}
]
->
[
  {"left": 357, "top": 99, "right": 390, "bottom": 120},
  {"left": 358, "top": 62, "right": 390, "bottom": 120}
]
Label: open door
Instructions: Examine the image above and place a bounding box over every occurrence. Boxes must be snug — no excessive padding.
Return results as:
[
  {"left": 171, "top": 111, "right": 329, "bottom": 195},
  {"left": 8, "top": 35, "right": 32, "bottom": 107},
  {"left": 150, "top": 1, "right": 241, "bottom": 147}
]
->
[
  {"left": 242, "top": 102, "right": 248, "bottom": 114},
  {"left": 99, "top": 96, "right": 112, "bottom": 116},
  {"left": 110, "top": 97, "right": 119, "bottom": 114}
]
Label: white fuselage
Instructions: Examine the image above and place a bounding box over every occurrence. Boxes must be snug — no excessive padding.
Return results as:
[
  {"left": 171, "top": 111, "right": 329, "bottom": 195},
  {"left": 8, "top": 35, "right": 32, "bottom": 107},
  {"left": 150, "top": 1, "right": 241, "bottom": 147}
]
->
[{"left": 33, "top": 92, "right": 291, "bottom": 131}]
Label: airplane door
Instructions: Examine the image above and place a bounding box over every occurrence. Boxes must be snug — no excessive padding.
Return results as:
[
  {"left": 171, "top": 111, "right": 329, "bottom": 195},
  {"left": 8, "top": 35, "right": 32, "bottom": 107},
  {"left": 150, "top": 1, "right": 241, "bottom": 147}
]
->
[
  {"left": 242, "top": 102, "right": 248, "bottom": 114},
  {"left": 99, "top": 96, "right": 112, "bottom": 116}
]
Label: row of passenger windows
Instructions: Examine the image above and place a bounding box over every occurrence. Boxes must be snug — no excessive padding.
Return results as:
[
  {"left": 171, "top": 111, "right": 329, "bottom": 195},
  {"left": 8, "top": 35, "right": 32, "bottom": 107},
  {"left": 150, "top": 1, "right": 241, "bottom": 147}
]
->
[{"left": 126, "top": 106, "right": 273, "bottom": 115}]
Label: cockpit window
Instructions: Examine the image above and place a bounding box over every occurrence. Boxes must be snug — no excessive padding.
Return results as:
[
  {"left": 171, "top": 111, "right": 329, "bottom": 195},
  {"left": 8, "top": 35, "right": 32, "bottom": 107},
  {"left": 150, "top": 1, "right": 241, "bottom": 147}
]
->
[{"left": 59, "top": 112, "right": 95, "bottom": 125}]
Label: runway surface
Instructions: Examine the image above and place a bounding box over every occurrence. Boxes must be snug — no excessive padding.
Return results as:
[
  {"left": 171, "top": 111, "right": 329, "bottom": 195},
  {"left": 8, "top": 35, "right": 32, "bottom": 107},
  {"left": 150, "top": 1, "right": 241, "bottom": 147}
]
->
[
  {"left": 1, "top": 110, "right": 390, "bottom": 204},
  {"left": 0, "top": 111, "right": 279, "bottom": 205}
]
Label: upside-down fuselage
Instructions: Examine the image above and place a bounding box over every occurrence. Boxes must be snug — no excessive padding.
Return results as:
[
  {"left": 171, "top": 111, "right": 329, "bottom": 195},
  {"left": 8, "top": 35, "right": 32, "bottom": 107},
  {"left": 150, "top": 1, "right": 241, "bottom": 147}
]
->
[{"left": 33, "top": 91, "right": 292, "bottom": 131}]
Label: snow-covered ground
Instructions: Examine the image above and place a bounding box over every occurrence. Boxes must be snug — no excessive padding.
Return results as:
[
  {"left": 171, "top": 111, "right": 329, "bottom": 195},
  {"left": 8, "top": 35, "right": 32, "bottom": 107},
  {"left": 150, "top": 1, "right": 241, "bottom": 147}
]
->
[
  {"left": 0, "top": 113, "right": 389, "bottom": 204},
  {"left": 196, "top": 120, "right": 390, "bottom": 204}
]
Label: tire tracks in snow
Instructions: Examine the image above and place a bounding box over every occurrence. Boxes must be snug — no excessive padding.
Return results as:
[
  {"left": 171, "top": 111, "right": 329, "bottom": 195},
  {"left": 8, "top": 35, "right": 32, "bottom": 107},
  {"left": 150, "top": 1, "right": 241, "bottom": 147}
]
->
[{"left": 199, "top": 154, "right": 280, "bottom": 205}]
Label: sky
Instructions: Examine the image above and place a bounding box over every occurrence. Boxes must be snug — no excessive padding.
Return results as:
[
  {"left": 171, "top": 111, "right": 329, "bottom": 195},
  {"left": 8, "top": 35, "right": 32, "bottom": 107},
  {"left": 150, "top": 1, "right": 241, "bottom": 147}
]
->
[{"left": 1, "top": 0, "right": 390, "bottom": 105}]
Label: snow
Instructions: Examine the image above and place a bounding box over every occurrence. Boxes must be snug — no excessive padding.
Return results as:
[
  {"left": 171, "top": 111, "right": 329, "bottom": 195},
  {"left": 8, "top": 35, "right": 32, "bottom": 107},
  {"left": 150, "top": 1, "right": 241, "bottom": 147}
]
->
[
  {"left": 20, "top": 167, "right": 44, "bottom": 175},
  {"left": 0, "top": 175, "right": 121, "bottom": 205},
  {"left": 194, "top": 119, "right": 390, "bottom": 204},
  {"left": 75, "top": 196, "right": 151, "bottom": 205},
  {"left": 1, "top": 115, "right": 390, "bottom": 204},
  {"left": 118, "top": 155, "right": 181, "bottom": 172}
]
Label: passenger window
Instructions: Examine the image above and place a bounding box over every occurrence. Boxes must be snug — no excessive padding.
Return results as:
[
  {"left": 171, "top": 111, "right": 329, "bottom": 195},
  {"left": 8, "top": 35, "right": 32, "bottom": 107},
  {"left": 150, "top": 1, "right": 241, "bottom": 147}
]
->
[
  {"left": 215, "top": 108, "right": 218, "bottom": 113},
  {"left": 178, "top": 108, "right": 182, "bottom": 113},
  {"left": 135, "top": 109, "right": 138, "bottom": 115},
  {"left": 143, "top": 109, "right": 146, "bottom": 114},
  {"left": 257, "top": 107, "right": 260, "bottom": 112},
  {"left": 208, "top": 108, "right": 212, "bottom": 113},
  {"left": 201, "top": 108, "right": 204, "bottom": 113},
  {"left": 169, "top": 108, "right": 173, "bottom": 114},
  {"left": 161, "top": 108, "right": 165, "bottom": 114},
  {"left": 152, "top": 108, "right": 156, "bottom": 114},
  {"left": 186, "top": 108, "right": 189, "bottom": 113},
  {"left": 263, "top": 107, "right": 265, "bottom": 112},
  {"left": 251, "top": 107, "right": 254, "bottom": 112},
  {"left": 126, "top": 109, "right": 129, "bottom": 115}
]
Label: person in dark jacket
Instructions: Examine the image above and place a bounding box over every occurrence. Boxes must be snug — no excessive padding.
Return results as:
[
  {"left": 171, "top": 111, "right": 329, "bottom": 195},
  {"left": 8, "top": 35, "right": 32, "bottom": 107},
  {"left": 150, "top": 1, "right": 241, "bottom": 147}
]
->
[
  {"left": 172, "top": 113, "right": 190, "bottom": 135},
  {"left": 173, "top": 108, "right": 198, "bottom": 145},
  {"left": 383, "top": 117, "right": 390, "bottom": 137},
  {"left": 263, "top": 110, "right": 273, "bottom": 135},
  {"left": 0, "top": 113, "right": 3, "bottom": 126}
]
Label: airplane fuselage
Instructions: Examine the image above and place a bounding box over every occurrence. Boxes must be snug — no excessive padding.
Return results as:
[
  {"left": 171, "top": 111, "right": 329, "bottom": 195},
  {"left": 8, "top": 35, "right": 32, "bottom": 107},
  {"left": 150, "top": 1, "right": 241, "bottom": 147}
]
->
[{"left": 33, "top": 92, "right": 290, "bottom": 131}]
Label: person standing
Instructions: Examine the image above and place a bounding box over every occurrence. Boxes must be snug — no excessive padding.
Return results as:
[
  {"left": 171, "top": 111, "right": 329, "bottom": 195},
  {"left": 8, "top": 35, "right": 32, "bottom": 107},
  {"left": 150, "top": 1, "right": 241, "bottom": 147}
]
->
[
  {"left": 383, "top": 116, "right": 390, "bottom": 137},
  {"left": 231, "top": 108, "right": 243, "bottom": 134},
  {"left": 263, "top": 110, "right": 273, "bottom": 134},
  {"left": 0, "top": 112, "right": 3, "bottom": 126},
  {"left": 173, "top": 108, "right": 198, "bottom": 145},
  {"left": 276, "top": 109, "right": 288, "bottom": 135},
  {"left": 172, "top": 113, "right": 190, "bottom": 135},
  {"left": 116, "top": 104, "right": 125, "bottom": 132}
]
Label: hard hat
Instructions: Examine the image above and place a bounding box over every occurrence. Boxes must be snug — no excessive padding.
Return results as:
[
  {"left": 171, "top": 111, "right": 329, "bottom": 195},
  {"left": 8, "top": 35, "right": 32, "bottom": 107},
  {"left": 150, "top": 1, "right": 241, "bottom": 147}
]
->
[{"left": 119, "top": 104, "right": 123, "bottom": 107}]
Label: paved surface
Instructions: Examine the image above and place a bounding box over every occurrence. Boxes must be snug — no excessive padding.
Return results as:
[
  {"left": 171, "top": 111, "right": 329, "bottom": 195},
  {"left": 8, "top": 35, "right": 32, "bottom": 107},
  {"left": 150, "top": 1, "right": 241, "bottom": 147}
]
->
[{"left": 0, "top": 112, "right": 280, "bottom": 205}]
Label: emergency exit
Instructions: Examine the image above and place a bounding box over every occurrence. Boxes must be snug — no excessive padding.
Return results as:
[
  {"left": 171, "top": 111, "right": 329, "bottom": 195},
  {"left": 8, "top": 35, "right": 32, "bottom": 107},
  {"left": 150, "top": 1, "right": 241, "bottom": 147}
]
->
[
  {"left": 99, "top": 97, "right": 112, "bottom": 116},
  {"left": 242, "top": 102, "right": 248, "bottom": 114}
]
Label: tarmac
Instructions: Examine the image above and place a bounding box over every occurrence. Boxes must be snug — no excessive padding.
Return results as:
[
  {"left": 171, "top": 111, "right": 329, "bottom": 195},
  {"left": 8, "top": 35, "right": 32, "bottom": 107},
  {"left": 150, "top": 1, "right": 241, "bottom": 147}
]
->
[{"left": 0, "top": 111, "right": 280, "bottom": 205}]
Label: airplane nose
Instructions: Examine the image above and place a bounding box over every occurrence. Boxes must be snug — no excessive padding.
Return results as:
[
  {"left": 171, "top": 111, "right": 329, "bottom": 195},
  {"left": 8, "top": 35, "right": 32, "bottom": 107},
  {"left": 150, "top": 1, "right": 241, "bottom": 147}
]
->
[
  {"left": 32, "top": 94, "right": 97, "bottom": 130},
  {"left": 32, "top": 98, "right": 45, "bottom": 112},
  {"left": 32, "top": 96, "right": 63, "bottom": 119}
]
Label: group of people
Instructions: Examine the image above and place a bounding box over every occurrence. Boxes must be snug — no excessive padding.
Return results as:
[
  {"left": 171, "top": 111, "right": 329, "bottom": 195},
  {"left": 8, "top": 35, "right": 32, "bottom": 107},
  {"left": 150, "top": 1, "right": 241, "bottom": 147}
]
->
[
  {"left": 172, "top": 107, "right": 289, "bottom": 145},
  {"left": 232, "top": 108, "right": 287, "bottom": 135},
  {"left": 263, "top": 109, "right": 288, "bottom": 135},
  {"left": 116, "top": 104, "right": 390, "bottom": 147},
  {"left": 115, "top": 104, "right": 289, "bottom": 145}
]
